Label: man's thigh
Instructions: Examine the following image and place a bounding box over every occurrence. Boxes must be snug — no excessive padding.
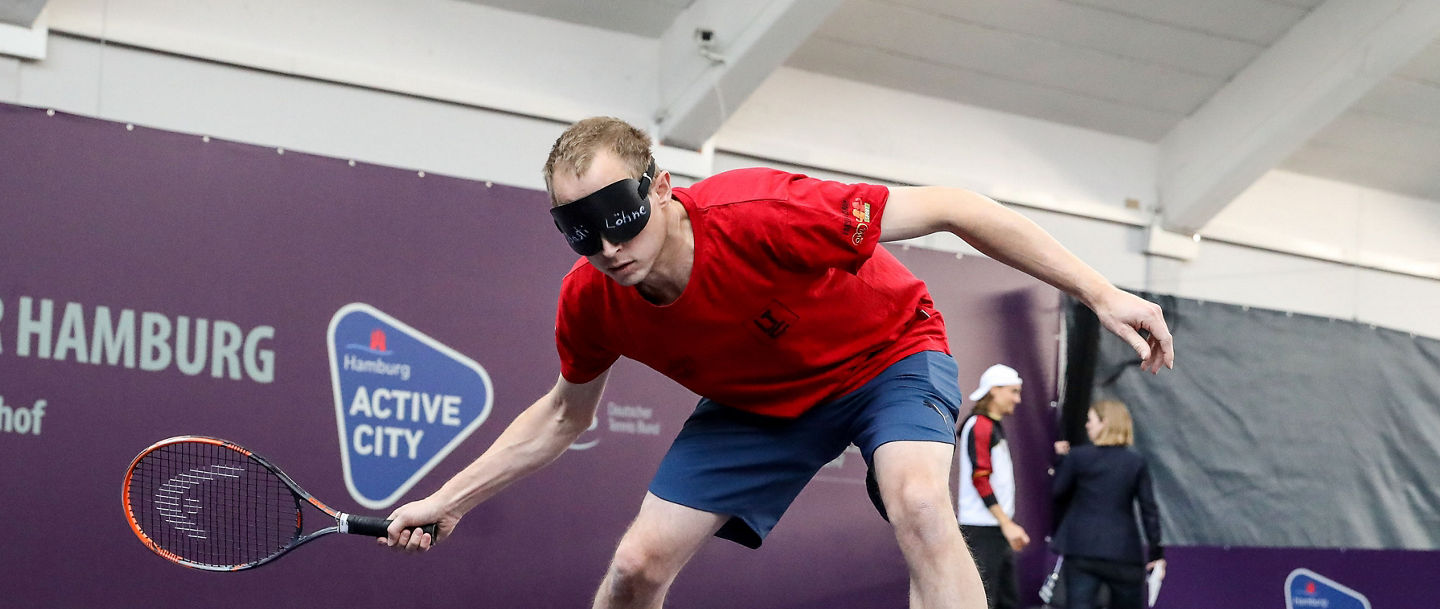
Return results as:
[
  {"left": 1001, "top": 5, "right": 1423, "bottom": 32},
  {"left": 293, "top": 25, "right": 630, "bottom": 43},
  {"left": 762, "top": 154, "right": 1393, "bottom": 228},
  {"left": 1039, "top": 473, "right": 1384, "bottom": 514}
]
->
[
  {"left": 614, "top": 492, "right": 729, "bottom": 568},
  {"left": 855, "top": 352, "right": 964, "bottom": 519},
  {"left": 850, "top": 351, "right": 963, "bottom": 467},
  {"left": 872, "top": 440, "right": 955, "bottom": 500},
  {"left": 649, "top": 400, "right": 851, "bottom": 548}
]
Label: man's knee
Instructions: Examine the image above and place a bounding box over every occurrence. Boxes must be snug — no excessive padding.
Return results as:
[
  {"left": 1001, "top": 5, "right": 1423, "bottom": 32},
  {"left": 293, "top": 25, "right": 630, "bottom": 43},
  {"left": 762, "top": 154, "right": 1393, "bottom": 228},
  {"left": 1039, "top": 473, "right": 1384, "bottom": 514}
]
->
[
  {"left": 873, "top": 444, "right": 957, "bottom": 535},
  {"left": 604, "top": 539, "right": 676, "bottom": 599},
  {"left": 884, "top": 475, "right": 958, "bottom": 545},
  {"left": 890, "top": 479, "right": 951, "bottom": 523}
]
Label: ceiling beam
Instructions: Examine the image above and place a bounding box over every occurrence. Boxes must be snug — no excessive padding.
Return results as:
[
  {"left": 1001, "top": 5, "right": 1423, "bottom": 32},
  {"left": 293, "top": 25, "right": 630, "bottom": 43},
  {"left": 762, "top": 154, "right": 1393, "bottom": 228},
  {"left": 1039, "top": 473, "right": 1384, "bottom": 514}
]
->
[
  {"left": 0, "top": 3, "right": 45, "bottom": 60},
  {"left": 0, "top": 0, "right": 46, "bottom": 27},
  {"left": 653, "top": 0, "right": 842, "bottom": 151},
  {"left": 1156, "top": 0, "right": 1440, "bottom": 235}
]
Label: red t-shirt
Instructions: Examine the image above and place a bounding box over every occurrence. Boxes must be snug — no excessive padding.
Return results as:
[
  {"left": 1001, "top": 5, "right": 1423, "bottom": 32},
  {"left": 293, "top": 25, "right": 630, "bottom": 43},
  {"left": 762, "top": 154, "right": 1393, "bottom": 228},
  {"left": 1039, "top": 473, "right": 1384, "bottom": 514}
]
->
[{"left": 555, "top": 168, "right": 949, "bottom": 417}]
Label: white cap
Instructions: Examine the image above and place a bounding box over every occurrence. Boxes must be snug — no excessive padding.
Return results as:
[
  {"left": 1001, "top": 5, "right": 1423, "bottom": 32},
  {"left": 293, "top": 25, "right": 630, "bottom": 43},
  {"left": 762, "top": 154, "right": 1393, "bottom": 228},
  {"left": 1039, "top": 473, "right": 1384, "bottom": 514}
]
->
[{"left": 969, "top": 364, "right": 1022, "bottom": 401}]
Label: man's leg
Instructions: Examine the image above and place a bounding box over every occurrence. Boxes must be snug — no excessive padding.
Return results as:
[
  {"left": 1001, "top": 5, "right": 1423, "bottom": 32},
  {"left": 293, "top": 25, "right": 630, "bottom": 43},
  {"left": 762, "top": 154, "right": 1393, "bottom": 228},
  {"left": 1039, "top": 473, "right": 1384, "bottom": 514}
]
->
[
  {"left": 958, "top": 525, "right": 1006, "bottom": 609},
  {"left": 872, "top": 440, "right": 987, "bottom": 609},
  {"left": 594, "top": 492, "right": 728, "bottom": 609},
  {"left": 995, "top": 551, "right": 1020, "bottom": 609}
]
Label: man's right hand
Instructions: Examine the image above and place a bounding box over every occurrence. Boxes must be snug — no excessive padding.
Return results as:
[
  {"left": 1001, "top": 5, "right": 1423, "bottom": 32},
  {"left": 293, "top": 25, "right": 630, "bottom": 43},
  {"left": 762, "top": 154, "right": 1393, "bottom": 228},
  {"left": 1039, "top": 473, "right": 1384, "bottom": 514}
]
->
[
  {"left": 1000, "top": 521, "right": 1030, "bottom": 552},
  {"left": 381, "top": 495, "right": 460, "bottom": 553}
]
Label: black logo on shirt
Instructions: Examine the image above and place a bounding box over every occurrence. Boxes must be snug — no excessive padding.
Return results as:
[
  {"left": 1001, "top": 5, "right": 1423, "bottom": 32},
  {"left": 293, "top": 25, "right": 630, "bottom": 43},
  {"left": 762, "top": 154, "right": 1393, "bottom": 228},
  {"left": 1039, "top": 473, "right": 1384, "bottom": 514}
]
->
[{"left": 752, "top": 300, "right": 798, "bottom": 339}]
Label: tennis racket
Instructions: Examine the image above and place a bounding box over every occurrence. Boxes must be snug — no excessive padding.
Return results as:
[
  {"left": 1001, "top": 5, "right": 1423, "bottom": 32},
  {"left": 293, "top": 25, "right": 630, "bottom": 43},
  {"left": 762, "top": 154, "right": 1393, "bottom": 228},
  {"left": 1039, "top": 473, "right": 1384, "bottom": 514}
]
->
[{"left": 122, "top": 435, "right": 437, "bottom": 571}]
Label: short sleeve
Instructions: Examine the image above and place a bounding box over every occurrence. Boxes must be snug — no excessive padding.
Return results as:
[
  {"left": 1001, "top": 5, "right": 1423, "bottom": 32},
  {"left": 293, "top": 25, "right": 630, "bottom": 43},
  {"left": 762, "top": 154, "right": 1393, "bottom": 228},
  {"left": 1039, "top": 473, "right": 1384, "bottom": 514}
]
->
[
  {"left": 554, "top": 270, "right": 619, "bottom": 383},
  {"left": 766, "top": 173, "right": 890, "bottom": 274}
]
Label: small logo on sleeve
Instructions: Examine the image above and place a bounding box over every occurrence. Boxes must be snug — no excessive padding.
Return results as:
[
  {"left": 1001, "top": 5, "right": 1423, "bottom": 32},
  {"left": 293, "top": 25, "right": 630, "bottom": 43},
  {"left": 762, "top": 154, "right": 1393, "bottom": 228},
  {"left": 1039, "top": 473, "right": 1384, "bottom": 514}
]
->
[
  {"left": 847, "top": 198, "right": 872, "bottom": 245},
  {"left": 848, "top": 198, "right": 872, "bottom": 223}
]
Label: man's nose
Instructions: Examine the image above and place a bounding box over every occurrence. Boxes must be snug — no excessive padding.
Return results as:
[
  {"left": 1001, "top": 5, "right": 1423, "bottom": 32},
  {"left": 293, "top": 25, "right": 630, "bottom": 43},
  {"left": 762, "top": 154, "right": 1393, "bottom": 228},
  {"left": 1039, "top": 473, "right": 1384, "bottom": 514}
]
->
[{"left": 598, "top": 237, "right": 622, "bottom": 257}]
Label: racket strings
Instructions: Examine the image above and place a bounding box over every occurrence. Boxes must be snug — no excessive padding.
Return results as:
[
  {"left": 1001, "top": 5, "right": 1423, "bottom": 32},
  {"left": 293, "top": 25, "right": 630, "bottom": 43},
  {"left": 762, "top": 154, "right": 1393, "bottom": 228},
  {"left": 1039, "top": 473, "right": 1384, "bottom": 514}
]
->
[{"left": 129, "top": 442, "right": 299, "bottom": 568}]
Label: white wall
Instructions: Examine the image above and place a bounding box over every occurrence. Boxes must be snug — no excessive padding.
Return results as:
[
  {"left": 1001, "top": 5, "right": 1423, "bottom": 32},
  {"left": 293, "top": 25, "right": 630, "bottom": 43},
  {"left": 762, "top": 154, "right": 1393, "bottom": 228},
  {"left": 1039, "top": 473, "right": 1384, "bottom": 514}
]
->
[
  {"left": 43, "top": 0, "right": 659, "bottom": 128},
  {"left": 717, "top": 68, "right": 1157, "bottom": 227},
  {"left": 4, "top": 34, "right": 567, "bottom": 189},
  {"left": 4, "top": 31, "right": 1439, "bottom": 338}
]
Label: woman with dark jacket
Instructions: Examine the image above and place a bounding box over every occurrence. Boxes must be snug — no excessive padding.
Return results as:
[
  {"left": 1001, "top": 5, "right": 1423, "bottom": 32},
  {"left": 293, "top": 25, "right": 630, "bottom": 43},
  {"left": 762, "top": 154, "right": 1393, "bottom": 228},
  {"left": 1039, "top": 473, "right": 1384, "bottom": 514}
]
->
[{"left": 1051, "top": 400, "right": 1165, "bottom": 609}]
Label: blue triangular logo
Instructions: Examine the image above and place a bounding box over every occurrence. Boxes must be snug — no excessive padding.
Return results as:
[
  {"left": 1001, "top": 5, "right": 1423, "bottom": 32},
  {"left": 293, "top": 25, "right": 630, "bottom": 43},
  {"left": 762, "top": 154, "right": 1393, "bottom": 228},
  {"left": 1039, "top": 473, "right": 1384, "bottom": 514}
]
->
[
  {"left": 1286, "top": 568, "right": 1371, "bottom": 609},
  {"left": 327, "top": 303, "right": 494, "bottom": 509}
]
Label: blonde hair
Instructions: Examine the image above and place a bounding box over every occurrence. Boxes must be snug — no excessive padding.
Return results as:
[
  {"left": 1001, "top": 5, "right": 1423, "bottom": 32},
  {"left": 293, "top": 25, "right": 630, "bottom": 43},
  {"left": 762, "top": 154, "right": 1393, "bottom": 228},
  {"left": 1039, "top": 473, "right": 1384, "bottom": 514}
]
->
[
  {"left": 543, "top": 117, "right": 654, "bottom": 206},
  {"left": 1091, "top": 400, "right": 1134, "bottom": 447}
]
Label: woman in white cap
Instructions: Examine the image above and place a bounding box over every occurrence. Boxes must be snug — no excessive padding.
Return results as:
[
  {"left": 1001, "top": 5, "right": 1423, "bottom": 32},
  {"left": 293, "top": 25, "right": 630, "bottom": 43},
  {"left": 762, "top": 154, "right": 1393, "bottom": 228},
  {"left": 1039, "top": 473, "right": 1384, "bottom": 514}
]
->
[{"left": 957, "top": 364, "right": 1029, "bottom": 609}]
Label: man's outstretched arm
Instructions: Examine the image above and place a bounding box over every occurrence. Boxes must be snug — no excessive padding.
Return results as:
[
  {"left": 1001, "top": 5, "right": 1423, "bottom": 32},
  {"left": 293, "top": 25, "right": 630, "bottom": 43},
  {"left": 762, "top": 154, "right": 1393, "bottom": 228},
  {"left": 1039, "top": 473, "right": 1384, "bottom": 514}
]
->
[
  {"left": 381, "top": 370, "right": 610, "bottom": 550},
  {"left": 882, "top": 186, "right": 1174, "bottom": 373}
]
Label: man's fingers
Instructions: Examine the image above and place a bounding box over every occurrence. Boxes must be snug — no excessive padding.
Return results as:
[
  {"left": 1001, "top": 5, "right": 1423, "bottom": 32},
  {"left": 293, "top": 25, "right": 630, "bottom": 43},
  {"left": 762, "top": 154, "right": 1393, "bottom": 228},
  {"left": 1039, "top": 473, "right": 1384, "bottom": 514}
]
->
[
  {"left": 394, "top": 527, "right": 433, "bottom": 552},
  {"left": 1148, "top": 335, "right": 1169, "bottom": 373},
  {"left": 1158, "top": 331, "right": 1175, "bottom": 369},
  {"left": 1111, "top": 323, "right": 1152, "bottom": 364},
  {"left": 383, "top": 509, "right": 406, "bottom": 545},
  {"left": 1136, "top": 301, "right": 1174, "bottom": 371}
]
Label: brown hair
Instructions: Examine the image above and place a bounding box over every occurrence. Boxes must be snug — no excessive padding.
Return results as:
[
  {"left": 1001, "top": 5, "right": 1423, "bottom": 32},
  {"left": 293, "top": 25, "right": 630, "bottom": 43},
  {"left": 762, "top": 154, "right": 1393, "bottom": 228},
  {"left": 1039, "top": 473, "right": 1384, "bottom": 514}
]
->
[
  {"left": 972, "top": 394, "right": 995, "bottom": 417},
  {"left": 543, "top": 117, "right": 654, "bottom": 206},
  {"left": 1091, "top": 399, "right": 1134, "bottom": 447}
]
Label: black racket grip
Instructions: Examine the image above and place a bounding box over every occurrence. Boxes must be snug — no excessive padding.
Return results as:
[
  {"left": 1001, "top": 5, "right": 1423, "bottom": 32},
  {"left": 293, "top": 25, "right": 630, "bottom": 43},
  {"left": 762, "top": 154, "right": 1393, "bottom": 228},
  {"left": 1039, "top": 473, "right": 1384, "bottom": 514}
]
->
[{"left": 346, "top": 514, "right": 439, "bottom": 539}]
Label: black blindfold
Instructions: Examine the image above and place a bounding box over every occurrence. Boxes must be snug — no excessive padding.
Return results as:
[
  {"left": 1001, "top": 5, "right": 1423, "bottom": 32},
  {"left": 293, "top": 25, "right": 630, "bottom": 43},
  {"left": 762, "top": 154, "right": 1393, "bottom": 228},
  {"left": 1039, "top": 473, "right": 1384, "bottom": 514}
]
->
[{"left": 550, "top": 161, "right": 655, "bottom": 256}]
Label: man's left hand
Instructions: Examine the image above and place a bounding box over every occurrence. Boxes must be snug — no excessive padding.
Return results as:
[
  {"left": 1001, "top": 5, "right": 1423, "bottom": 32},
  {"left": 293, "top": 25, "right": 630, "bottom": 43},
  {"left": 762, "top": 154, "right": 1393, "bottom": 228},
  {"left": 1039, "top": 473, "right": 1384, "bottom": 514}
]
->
[{"left": 1091, "top": 289, "right": 1174, "bottom": 374}]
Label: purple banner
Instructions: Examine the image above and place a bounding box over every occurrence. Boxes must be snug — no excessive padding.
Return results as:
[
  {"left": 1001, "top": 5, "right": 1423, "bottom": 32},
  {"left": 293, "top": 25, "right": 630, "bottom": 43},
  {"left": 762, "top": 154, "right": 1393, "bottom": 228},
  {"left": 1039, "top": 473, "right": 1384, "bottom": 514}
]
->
[
  {"left": 1159, "top": 546, "right": 1440, "bottom": 608},
  {"left": 0, "top": 102, "right": 1061, "bottom": 608}
]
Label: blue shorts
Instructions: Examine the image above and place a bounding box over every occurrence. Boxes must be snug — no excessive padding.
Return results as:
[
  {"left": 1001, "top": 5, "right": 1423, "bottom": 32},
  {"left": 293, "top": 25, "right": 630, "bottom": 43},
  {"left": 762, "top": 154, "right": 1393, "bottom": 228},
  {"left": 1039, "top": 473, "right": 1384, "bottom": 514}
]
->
[{"left": 648, "top": 350, "right": 963, "bottom": 548}]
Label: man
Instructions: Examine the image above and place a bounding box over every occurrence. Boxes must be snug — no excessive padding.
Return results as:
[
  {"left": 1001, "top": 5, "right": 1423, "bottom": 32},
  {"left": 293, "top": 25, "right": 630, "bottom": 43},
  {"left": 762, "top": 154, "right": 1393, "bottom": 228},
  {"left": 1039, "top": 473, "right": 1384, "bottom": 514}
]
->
[
  {"left": 958, "top": 364, "right": 1028, "bottom": 609},
  {"left": 381, "top": 117, "right": 1174, "bottom": 609}
]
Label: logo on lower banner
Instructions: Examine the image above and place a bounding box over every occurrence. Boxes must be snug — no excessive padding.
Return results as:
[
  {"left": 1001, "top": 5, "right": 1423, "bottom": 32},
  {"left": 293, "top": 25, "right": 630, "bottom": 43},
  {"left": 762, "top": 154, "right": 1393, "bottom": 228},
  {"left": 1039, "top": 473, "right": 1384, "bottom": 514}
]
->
[
  {"left": 1286, "top": 568, "right": 1371, "bottom": 609},
  {"left": 327, "top": 303, "right": 494, "bottom": 509}
]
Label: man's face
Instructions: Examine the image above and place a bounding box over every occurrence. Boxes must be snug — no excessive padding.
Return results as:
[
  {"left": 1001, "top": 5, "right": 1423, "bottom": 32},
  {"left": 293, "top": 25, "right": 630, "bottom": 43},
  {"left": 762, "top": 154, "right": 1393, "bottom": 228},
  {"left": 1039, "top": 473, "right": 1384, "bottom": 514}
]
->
[
  {"left": 551, "top": 151, "right": 666, "bottom": 286},
  {"left": 988, "top": 384, "right": 1022, "bottom": 416}
]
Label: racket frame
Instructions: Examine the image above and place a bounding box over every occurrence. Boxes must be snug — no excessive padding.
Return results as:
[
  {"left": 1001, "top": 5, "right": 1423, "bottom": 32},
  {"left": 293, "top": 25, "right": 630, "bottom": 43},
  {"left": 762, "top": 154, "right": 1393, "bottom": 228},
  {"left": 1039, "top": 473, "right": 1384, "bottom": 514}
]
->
[{"left": 122, "top": 435, "right": 389, "bottom": 572}]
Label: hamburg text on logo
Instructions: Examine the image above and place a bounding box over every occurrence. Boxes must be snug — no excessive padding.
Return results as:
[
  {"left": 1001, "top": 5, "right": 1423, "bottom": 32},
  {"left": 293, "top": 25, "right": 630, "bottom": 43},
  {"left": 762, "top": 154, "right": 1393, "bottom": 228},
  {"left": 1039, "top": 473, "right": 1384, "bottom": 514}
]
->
[
  {"left": 1285, "top": 568, "right": 1371, "bottom": 609},
  {"left": 328, "top": 303, "right": 494, "bottom": 510}
]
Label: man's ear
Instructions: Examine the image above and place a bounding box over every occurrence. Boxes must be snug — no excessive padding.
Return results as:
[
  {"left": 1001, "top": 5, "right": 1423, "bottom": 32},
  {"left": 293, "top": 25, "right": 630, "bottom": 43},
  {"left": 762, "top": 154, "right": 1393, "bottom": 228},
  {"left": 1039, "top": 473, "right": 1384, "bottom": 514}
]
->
[{"left": 651, "top": 169, "right": 673, "bottom": 203}]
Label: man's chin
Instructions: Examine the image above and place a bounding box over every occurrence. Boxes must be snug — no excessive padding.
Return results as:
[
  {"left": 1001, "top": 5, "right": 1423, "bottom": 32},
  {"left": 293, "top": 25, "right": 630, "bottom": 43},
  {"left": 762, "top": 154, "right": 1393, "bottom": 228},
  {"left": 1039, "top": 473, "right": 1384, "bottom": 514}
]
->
[{"left": 605, "top": 267, "right": 645, "bottom": 286}]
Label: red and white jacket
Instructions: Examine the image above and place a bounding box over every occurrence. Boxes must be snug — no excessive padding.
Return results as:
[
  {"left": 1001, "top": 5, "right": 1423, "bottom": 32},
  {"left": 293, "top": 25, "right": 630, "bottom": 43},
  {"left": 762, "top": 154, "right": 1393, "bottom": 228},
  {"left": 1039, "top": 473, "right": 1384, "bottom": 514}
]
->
[{"left": 957, "top": 413, "right": 1015, "bottom": 526}]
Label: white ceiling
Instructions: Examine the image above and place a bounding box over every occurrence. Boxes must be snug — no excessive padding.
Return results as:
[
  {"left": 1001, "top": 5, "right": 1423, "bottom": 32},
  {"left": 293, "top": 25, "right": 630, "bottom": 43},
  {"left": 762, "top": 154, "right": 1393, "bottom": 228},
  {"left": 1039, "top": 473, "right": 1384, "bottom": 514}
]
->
[{"left": 462, "top": 0, "right": 1440, "bottom": 205}]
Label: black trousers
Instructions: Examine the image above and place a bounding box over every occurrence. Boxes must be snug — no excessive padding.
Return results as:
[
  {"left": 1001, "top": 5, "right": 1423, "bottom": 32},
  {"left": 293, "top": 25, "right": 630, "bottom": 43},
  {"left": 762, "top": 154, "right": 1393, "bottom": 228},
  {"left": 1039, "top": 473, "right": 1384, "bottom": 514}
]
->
[
  {"left": 1063, "top": 556, "right": 1146, "bottom": 609},
  {"left": 961, "top": 525, "right": 1019, "bottom": 609}
]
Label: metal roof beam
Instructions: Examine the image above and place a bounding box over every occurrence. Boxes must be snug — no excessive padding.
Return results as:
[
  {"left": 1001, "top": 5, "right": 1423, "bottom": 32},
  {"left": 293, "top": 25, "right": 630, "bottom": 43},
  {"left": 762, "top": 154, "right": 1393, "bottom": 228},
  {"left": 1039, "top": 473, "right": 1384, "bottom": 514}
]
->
[
  {"left": 1157, "top": 0, "right": 1440, "bottom": 235},
  {"left": 653, "top": 0, "right": 842, "bottom": 151}
]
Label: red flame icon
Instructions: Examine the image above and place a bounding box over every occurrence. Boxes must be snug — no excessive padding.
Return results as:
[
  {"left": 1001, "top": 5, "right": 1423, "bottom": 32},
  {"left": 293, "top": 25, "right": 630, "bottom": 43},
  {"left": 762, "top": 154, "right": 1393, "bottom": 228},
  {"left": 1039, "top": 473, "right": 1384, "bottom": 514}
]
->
[{"left": 369, "top": 329, "right": 387, "bottom": 352}]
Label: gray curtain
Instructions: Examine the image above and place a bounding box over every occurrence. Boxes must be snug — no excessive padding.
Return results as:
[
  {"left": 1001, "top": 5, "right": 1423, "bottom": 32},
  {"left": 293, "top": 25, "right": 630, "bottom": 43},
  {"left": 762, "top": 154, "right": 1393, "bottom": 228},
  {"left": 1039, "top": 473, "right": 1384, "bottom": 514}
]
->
[{"left": 1077, "top": 294, "right": 1440, "bottom": 550}]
